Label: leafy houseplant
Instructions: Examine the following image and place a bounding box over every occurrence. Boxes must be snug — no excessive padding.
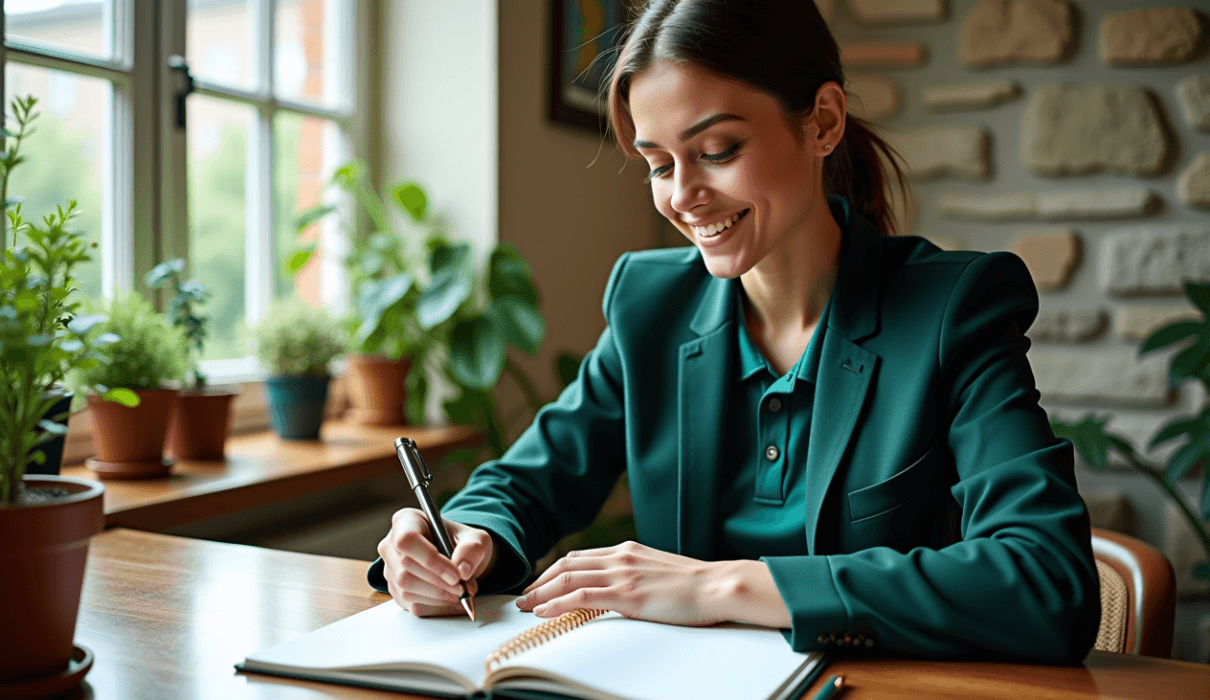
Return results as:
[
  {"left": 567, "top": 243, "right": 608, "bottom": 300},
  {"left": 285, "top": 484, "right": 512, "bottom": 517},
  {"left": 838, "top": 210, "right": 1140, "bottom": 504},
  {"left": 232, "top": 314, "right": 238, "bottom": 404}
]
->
[
  {"left": 1051, "top": 281, "right": 1210, "bottom": 588},
  {"left": 0, "top": 95, "right": 109, "bottom": 689},
  {"left": 290, "top": 160, "right": 431, "bottom": 426},
  {"left": 145, "top": 259, "right": 241, "bottom": 460},
  {"left": 291, "top": 167, "right": 550, "bottom": 457},
  {"left": 250, "top": 298, "right": 346, "bottom": 440},
  {"left": 69, "top": 292, "right": 189, "bottom": 479}
]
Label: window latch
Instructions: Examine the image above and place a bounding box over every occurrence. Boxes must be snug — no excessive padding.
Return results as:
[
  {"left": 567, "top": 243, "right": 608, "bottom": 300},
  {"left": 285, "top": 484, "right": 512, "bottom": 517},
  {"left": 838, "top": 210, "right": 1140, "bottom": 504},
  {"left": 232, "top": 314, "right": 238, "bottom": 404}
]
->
[{"left": 168, "top": 55, "right": 195, "bottom": 130}]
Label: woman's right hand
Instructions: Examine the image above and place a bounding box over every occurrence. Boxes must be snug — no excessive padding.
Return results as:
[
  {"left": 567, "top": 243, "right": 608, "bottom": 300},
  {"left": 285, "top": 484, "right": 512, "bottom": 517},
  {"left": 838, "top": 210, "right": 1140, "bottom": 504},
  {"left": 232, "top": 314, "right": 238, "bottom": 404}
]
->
[{"left": 377, "top": 507, "right": 496, "bottom": 616}]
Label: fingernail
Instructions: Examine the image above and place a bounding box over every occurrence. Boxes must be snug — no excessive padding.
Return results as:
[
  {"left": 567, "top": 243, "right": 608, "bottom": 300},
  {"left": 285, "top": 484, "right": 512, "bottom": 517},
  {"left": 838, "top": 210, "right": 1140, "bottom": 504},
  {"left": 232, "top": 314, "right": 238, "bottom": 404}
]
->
[
  {"left": 533, "top": 604, "right": 548, "bottom": 615},
  {"left": 516, "top": 595, "right": 527, "bottom": 607},
  {"left": 459, "top": 563, "right": 472, "bottom": 579}
]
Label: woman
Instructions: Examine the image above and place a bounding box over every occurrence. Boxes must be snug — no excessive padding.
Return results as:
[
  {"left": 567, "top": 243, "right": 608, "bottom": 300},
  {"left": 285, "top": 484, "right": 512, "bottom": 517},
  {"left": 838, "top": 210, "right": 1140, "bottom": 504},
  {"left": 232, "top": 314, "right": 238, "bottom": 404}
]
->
[{"left": 370, "top": 0, "right": 1100, "bottom": 663}]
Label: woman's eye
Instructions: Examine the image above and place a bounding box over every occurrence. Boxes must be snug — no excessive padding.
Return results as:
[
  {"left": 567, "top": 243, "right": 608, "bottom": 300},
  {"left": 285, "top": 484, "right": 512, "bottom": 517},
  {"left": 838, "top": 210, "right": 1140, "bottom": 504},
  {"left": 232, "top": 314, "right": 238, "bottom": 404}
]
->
[{"left": 643, "top": 142, "right": 744, "bottom": 184}]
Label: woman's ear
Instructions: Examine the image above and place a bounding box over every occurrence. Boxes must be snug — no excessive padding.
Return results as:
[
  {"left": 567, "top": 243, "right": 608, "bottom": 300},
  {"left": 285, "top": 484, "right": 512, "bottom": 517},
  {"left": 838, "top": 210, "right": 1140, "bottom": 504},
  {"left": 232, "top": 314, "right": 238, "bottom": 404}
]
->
[{"left": 805, "top": 81, "right": 847, "bottom": 156}]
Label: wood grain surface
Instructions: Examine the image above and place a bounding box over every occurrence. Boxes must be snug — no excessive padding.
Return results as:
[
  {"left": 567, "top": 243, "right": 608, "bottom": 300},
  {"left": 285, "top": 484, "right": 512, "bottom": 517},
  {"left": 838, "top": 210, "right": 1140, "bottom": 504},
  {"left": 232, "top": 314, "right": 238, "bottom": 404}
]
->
[
  {"left": 70, "top": 529, "right": 1210, "bottom": 700},
  {"left": 60, "top": 421, "right": 480, "bottom": 531}
]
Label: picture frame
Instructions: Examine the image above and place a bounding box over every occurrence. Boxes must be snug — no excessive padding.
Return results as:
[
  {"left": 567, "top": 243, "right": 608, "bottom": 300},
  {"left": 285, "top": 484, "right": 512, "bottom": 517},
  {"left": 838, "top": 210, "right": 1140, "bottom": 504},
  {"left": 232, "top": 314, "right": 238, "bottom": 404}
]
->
[{"left": 548, "top": 0, "right": 634, "bottom": 137}]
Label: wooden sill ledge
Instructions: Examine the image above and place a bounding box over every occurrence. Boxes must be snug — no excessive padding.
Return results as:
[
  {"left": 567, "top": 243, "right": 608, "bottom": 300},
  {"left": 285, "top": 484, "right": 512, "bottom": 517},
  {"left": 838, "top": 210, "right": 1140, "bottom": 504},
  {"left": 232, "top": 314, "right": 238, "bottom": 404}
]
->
[{"left": 59, "top": 419, "right": 482, "bottom": 532}]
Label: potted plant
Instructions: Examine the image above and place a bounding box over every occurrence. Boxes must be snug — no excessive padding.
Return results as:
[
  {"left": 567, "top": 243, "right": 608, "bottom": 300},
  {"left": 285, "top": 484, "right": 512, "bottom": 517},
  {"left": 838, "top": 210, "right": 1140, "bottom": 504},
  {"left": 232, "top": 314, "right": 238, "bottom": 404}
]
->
[
  {"left": 145, "top": 258, "right": 241, "bottom": 460},
  {"left": 0, "top": 95, "right": 113, "bottom": 691},
  {"left": 1051, "top": 281, "right": 1210, "bottom": 590},
  {"left": 68, "top": 291, "right": 189, "bottom": 479},
  {"left": 250, "top": 298, "right": 346, "bottom": 440},
  {"left": 289, "top": 160, "right": 434, "bottom": 426}
]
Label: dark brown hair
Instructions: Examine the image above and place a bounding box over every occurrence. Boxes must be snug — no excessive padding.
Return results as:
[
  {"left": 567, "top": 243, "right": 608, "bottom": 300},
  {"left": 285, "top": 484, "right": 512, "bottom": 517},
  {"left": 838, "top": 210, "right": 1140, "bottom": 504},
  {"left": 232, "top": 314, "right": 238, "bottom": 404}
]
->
[{"left": 605, "top": 0, "right": 910, "bottom": 236}]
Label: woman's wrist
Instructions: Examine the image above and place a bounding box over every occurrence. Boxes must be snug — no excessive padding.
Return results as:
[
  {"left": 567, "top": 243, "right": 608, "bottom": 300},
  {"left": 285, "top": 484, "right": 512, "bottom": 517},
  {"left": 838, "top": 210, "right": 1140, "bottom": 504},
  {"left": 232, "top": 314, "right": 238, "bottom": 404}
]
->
[{"left": 701, "top": 559, "right": 793, "bottom": 629}]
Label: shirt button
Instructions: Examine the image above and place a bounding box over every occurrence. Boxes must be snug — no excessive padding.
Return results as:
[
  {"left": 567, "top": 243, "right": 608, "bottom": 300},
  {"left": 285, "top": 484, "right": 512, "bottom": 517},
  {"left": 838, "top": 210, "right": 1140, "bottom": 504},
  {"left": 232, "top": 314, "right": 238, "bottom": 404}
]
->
[
  {"left": 768, "top": 397, "right": 782, "bottom": 412},
  {"left": 765, "top": 446, "right": 779, "bottom": 461}
]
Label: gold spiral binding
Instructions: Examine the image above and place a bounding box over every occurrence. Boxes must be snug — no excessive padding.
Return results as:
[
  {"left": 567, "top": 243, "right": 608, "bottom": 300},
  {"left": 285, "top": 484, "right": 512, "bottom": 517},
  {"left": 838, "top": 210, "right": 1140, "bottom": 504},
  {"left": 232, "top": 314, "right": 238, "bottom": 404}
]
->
[{"left": 485, "top": 608, "right": 608, "bottom": 673}]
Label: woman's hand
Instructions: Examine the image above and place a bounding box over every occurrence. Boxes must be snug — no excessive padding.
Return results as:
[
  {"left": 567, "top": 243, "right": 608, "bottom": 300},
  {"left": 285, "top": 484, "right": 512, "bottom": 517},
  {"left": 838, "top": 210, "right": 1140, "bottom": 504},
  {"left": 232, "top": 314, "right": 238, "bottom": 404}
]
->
[
  {"left": 377, "top": 507, "right": 495, "bottom": 617},
  {"left": 515, "top": 541, "right": 733, "bottom": 626}
]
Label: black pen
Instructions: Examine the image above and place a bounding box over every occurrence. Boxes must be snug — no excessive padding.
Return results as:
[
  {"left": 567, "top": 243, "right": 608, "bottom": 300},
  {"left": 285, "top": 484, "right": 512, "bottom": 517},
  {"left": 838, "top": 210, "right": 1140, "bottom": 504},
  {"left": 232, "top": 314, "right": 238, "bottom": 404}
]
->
[{"left": 394, "top": 436, "right": 476, "bottom": 621}]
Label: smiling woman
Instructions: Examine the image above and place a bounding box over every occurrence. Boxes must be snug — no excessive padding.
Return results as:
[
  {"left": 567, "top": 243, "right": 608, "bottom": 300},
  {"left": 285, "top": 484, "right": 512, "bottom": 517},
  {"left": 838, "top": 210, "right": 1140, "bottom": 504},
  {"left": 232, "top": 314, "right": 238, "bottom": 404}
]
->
[{"left": 371, "top": 0, "right": 1101, "bottom": 666}]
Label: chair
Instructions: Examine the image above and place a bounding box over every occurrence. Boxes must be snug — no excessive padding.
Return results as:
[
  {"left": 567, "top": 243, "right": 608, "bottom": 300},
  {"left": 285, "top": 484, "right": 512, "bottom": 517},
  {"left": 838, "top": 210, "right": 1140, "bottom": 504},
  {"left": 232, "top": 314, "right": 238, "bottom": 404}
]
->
[{"left": 1091, "top": 527, "right": 1176, "bottom": 657}]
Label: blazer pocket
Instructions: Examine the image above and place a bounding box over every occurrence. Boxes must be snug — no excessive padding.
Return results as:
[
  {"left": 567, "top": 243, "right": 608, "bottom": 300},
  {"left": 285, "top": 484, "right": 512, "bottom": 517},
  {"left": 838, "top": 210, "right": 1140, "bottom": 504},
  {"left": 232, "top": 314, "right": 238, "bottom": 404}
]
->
[{"left": 848, "top": 442, "right": 939, "bottom": 523}]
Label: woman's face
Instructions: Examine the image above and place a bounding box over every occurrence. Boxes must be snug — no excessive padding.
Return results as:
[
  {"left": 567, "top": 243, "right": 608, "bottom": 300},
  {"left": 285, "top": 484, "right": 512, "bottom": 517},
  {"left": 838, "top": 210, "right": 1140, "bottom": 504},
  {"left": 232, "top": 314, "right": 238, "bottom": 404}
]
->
[{"left": 628, "top": 61, "right": 842, "bottom": 279}]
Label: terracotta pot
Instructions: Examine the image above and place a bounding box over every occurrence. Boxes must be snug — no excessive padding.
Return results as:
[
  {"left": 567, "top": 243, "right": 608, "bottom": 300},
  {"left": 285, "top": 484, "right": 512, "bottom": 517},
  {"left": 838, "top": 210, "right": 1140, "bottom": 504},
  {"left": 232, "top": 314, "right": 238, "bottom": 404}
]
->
[
  {"left": 345, "top": 354, "right": 411, "bottom": 426},
  {"left": 166, "top": 385, "right": 241, "bottom": 460},
  {"left": 0, "top": 475, "right": 104, "bottom": 686},
  {"left": 85, "top": 389, "right": 177, "bottom": 479}
]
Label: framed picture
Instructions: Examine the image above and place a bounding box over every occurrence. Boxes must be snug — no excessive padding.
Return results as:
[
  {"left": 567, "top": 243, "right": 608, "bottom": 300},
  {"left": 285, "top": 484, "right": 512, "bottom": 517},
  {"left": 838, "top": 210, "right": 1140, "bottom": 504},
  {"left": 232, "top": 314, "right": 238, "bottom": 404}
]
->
[{"left": 548, "top": 0, "right": 634, "bottom": 136}]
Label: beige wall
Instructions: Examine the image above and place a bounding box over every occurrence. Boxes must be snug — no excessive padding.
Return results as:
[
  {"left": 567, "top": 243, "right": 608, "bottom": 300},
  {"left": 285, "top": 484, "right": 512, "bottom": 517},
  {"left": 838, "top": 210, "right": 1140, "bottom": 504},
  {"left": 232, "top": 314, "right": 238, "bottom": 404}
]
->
[{"left": 496, "top": 2, "right": 655, "bottom": 429}]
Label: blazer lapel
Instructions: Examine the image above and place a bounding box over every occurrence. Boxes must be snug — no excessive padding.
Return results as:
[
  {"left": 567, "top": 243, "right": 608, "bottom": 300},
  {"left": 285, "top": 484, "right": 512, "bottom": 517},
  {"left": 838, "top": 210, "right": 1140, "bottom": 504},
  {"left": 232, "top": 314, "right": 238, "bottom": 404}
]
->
[
  {"left": 676, "top": 274, "right": 736, "bottom": 559},
  {"left": 803, "top": 214, "right": 884, "bottom": 554}
]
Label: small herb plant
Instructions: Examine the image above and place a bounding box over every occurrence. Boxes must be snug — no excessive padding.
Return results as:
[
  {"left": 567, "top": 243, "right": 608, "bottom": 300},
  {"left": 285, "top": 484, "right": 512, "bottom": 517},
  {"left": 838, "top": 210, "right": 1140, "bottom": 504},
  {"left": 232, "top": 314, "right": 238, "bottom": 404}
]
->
[
  {"left": 145, "top": 258, "right": 213, "bottom": 388},
  {"left": 1051, "top": 281, "right": 1210, "bottom": 584},
  {"left": 67, "top": 292, "right": 189, "bottom": 400},
  {"left": 249, "top": 299, "right": 346, "bottom": 376}
]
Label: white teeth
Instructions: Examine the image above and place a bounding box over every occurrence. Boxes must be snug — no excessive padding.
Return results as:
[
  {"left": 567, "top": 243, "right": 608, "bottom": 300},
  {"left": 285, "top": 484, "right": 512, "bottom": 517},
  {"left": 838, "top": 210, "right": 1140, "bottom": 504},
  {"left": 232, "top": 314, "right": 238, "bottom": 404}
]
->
[{"left": 692, "top": 211, "right": 744, "bottom": 238}]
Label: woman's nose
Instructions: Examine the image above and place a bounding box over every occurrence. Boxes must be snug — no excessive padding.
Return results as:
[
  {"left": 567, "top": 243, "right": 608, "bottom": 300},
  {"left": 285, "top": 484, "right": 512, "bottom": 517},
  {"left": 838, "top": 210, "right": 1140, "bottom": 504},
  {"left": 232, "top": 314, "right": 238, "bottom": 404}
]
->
[{"left": 669, "top": 170, "right": 709, "bottom": 214}]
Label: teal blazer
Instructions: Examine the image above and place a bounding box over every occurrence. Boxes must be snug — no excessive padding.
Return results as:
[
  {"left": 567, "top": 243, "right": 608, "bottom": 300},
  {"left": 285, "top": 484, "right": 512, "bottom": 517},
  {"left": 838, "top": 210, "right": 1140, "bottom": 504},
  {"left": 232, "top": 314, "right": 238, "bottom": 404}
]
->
[{"left": 370, "top": 207, "right": 1101, "bottom": 664}]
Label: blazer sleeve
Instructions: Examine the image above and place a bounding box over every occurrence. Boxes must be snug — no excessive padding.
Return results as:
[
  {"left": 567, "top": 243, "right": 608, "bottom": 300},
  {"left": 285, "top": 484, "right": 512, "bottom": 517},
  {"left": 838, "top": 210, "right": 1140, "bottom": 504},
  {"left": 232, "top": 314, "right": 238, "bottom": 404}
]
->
[
  {"left": 760, "top": 251, "right": 1101, "bottom": 664},
  {"left": 368, "top": 254, "right": 632, "bottom": 595}
]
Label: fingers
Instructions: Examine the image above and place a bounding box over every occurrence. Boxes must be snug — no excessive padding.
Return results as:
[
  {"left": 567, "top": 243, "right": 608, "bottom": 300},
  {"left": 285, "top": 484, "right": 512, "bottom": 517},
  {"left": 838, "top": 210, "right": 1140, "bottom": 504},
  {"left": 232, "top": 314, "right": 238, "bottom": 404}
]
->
[
  {"left": 518, "top": 569, "right": 615, "bottom": 611},
  {"left": 380, "top": 507, "right": 482, "bottom": 615},
  {"left": 447, "top": 520, "right": 493, "bottom": 582}
]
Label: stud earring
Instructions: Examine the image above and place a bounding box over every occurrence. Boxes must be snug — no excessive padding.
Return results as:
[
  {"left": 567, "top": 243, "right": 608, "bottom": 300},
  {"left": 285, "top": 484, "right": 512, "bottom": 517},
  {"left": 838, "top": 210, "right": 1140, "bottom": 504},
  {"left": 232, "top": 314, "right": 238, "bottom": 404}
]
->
[{"left": 824, "top": 143, "right": 832, "bottom": 151}]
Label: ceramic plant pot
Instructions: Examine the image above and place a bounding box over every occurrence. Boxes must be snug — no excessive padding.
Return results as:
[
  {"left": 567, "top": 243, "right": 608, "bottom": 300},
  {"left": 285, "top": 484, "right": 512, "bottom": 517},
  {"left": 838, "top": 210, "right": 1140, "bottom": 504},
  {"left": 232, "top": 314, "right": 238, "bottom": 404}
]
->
[
  {"left": 26, "top": 389, "right": 74, "bottom": 476},
  {"left": 166, "top": 384, "right": 242, "bottom": 460},
  {"left": 345, "top": 354, "right": 411, "bottom": 426},
  {"left": 265, "top": 374, "right": 331, "bottom": 440},
  {"left": 0, "top": 475, "right": 104, "bottom": 690},
  {"left": 84, "top": 389, "right": 178, "bottom": 479}
]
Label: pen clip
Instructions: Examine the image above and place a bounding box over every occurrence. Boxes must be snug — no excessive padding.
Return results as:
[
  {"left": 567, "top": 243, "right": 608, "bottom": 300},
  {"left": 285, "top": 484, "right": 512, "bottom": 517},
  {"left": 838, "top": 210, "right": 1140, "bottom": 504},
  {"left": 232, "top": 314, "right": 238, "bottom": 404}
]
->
[{"left": 405, "top": 439, "right": 433, "bottom": 486}]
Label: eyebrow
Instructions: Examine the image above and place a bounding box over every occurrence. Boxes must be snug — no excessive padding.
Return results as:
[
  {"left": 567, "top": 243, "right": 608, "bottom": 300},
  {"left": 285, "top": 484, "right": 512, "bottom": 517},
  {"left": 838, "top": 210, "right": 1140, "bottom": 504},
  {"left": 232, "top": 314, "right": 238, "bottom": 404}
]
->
[{"left": 632, "top": 113, "right": 746, "bottom": 150}]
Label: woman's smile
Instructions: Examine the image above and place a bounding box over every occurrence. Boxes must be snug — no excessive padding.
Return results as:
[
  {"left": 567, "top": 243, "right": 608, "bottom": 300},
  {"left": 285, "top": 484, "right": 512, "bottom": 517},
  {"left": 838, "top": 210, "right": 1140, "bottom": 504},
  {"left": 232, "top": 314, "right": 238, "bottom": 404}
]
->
[{"left": 690, "top": 208, "right": 750, "bottom": 246}]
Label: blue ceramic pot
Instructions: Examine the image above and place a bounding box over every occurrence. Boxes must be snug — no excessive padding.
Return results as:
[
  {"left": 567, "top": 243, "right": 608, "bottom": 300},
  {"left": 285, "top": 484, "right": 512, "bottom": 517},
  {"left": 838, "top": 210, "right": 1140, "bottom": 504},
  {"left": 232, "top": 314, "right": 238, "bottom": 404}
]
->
[
  {"left": 28, "top": 390, "right": 74, "bottom": 476},
  {"left": 264, "top": 375, "right": 330, "bottom": 440}
]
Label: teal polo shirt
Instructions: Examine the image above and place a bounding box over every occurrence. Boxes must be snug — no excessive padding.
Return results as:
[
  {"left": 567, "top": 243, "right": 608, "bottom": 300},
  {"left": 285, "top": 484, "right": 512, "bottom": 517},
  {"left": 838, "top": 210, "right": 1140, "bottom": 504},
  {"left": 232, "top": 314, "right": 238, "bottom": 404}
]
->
[
  {"left": 715, "top": 289, "right": 831, "bottom": 559},
  {"left": 715, "top": 195, "right": 847, "bottom": 561}
]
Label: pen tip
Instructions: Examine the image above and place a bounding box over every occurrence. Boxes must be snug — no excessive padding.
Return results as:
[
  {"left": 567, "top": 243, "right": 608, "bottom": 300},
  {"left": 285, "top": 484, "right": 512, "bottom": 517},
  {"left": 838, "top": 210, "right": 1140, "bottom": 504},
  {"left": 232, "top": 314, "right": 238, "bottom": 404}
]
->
[{"left": 461, "top": 595, "right": 476, "bottom": 621}]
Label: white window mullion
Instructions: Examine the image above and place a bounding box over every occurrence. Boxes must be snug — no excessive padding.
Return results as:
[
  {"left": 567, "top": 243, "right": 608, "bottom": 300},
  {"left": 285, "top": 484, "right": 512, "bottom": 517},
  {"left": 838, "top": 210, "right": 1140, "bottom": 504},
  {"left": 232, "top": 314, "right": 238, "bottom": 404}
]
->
[
  {"left": 106, "top": 80, "right": 135, "bottom": 297},
  {"left": 246, "top": 108, "right": 273, "bottom": 326}
]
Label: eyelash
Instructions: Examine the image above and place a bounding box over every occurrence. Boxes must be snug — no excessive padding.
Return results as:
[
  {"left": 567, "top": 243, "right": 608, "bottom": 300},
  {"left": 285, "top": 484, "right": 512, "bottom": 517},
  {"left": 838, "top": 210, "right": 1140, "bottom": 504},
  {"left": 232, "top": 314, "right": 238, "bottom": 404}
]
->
[{"left": 643, "top": 141, "right": 744, "bottom": 184}]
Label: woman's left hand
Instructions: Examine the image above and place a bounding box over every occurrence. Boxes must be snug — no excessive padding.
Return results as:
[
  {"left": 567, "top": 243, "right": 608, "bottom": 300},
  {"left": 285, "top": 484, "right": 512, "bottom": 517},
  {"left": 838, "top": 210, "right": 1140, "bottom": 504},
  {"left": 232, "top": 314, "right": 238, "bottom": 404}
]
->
[{"left": 515, "top": 541, "right": 728, "bottom": 626}]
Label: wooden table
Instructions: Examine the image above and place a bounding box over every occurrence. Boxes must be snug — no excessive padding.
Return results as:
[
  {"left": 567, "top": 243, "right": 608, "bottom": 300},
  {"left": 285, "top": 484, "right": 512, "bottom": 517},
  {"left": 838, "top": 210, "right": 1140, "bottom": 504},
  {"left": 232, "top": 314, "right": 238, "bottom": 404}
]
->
[
  {"left": 60, "top": 420, "right": 480, "bottom": 531},
  {"left": 74, "top": 529, "right": 1210, "bottom": 700}
]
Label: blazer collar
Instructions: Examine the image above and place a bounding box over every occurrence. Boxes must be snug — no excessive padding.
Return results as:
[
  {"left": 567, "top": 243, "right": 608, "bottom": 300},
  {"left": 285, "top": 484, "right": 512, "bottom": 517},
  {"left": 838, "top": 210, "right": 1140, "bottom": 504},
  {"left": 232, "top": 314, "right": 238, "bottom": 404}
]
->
[{"left": 688, "top": 197, "right": 883, "bottom": 343}]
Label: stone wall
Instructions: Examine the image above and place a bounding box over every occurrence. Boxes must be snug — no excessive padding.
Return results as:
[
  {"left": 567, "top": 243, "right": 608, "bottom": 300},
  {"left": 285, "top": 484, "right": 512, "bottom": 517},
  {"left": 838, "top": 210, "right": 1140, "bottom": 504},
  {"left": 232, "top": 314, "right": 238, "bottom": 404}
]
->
[{"left": 824, "top": 0, "right": 1210, "bottom": 661}]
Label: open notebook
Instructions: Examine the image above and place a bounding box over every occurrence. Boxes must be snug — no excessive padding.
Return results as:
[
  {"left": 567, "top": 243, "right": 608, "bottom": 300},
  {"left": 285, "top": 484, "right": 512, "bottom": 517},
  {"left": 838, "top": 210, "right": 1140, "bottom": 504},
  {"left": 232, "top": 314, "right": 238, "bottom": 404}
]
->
[{"left": 236, "top": 595, "right": 826, "bottom": 700}]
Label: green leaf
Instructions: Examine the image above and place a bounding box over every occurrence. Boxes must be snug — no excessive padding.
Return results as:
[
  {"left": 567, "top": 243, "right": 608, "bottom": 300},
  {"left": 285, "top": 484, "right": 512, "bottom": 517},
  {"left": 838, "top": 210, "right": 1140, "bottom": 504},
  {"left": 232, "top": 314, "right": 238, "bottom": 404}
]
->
[
  {"left": 1164, "top": 431, "right": 1210, "bottom": 486},
  {"left": 144, "top": 258, "right": 185, "bottom": 288},
  {"left": 555, "top": 352, "right": 583, "bottom": 389},
  {"left": 392, "top": 183, "right": 426, "bottom": 221},
  {"left": 488, "top": 244, "right": 538, "bottom": 306},
  {"left": 443, "top": 388, "right": 487, "bottom": 429},
  {"left": 488, "top": 294, "right": 544, "bottom": 354},
  {"left": 94, "top": 332, "right": 120, "bottom": 345},
  {"left": 406, "top": 366, "right": 428, "bottom": 426},
  {"left": 1050, "top": 415, "right": 1122, "bottom": 471},
  {"left": 416, "top": 243, "right": 473, "bottom": 330},
  {"left": 1151, "top": 415, "right": 1204, "bottom": 449},
  {"left": 354, "top": 273, "right": 414, "bottom": 344},
  {"left": 294, "top": 203, "right": 337, "bottom": 232},
  {"left": 1194, "top": 562, "right": 1210, "bottom": 582},
  {"left": 103, "top": 387, "right": 140, "bottom": 407},
  {"left": 448, "top": 316, "right": 506, "bottom": 391},
  {"left": 332, "top": 161, "right": 364, "bottom": 190},
  {"left": 27, "top": 334, "right": 52, "bottom": 346},
  {"left": 284, "top": 246, "right": 316, "bottom": 276},
  {"left": 1185, "top": 282, "right": 1210, "bottom": 317},
  {"left": 1140, "top": 320, "right": 1201, "bottom": 355},
  {"left": 1169, "top": 337, "right": 1210, "bottom": 386},
  {"left": 66, "top": 313, "right": 107, "bottom": 336},
  {"left": 1203, "top": 476, "right": 1210, "bottom": 521}
]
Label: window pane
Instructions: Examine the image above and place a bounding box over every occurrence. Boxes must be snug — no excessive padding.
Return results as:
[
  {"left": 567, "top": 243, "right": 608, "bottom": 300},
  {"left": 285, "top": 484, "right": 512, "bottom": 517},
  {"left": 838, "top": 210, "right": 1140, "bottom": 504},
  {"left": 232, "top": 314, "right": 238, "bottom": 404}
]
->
[
  {"left": 274, "top": 0, "right": 349, "bottom": 108},
  {"left": 273, "top": 112, "right": 340, "bottom": 305},
  {"left": 4, "top": 62, "right": 109, "bottom": 299},
  {"left": 188, "top": 96, "right": 251, "bottom": 362},
  {"left": 188, "top": 0, "right": 255, "bottom": 92},
  {"left": 5, "top": 0, "right": 113, "bottom": 61}
]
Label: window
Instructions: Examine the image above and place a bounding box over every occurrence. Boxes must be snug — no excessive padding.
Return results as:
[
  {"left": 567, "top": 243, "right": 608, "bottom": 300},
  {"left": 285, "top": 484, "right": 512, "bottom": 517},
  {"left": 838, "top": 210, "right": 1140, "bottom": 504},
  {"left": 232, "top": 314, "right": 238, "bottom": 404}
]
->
[{"left": 3, "top": 0, "right": 371, "bottom": 385}]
